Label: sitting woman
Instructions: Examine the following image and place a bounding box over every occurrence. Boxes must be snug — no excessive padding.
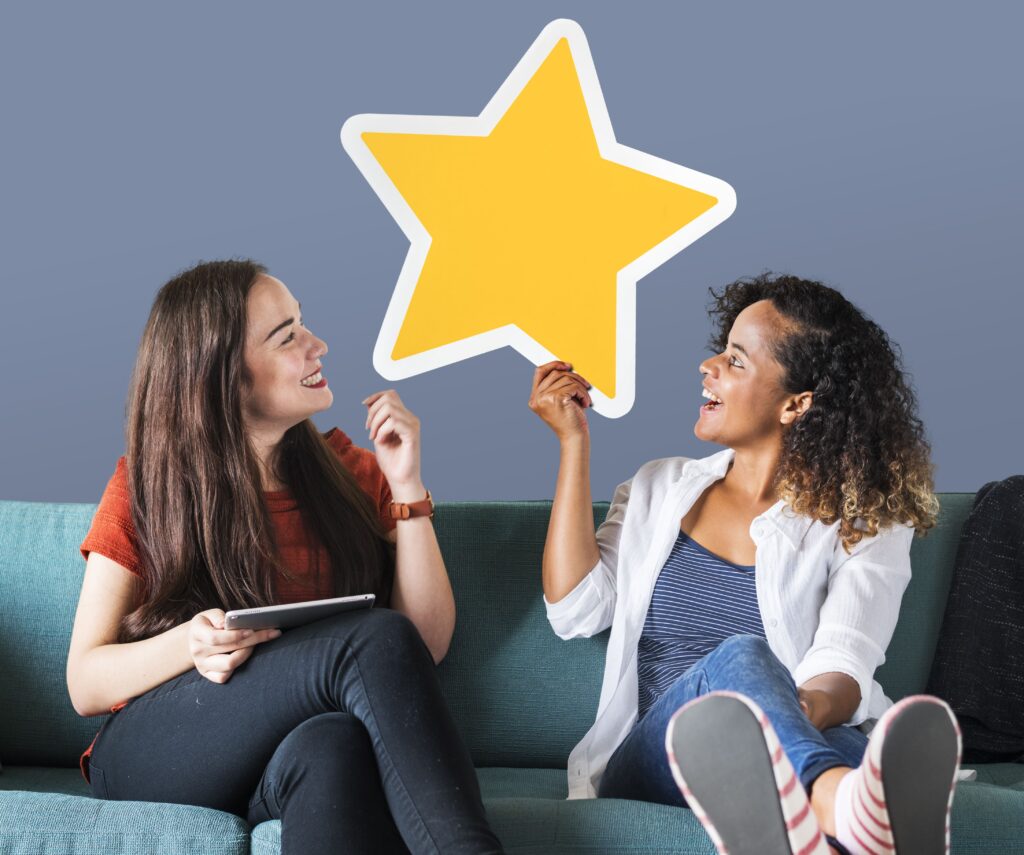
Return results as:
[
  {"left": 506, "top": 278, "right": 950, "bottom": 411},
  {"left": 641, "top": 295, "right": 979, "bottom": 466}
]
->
[
  {"left": 528, "top": 273, "right": 960, "bottom": 855},
  {"left": 67, "top": 260, "right": 504, "bottom": 855}
]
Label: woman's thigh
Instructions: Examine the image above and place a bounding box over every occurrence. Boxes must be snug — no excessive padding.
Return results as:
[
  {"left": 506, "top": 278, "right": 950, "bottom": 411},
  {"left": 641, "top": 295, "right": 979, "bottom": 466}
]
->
[
  {"left": 89, "top": 608, "right": 424, "bottom": 814},
  {"left": 598, "top": 664, "right": 707, "bottom": 805}
]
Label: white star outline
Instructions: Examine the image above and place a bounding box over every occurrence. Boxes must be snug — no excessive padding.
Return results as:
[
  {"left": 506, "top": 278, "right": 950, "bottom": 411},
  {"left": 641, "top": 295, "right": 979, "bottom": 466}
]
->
[{"left": 340, "top": 18, "right": 736, "bottom": 418}]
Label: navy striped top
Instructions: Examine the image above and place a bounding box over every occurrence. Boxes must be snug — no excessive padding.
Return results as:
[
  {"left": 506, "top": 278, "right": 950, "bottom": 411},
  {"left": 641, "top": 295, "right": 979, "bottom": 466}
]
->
[{"left": 636, "top": 530, "right": 765, "bottom": 720}]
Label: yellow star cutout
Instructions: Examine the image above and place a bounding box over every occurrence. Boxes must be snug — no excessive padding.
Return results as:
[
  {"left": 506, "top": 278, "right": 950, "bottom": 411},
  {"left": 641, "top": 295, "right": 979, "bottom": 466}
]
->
[{"left": 342, "top": 19, "right": 735, "bottom": 417}]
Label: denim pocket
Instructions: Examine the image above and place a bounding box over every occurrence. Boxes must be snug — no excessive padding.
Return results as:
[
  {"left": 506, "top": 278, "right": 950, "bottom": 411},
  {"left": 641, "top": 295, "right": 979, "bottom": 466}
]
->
[{"left": 88, "top": 763, "right": 109, "bottom": 800}]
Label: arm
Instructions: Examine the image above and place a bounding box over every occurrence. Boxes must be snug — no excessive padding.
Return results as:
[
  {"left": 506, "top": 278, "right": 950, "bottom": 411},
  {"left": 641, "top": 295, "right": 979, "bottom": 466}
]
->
[
  {"left": 792, "top": 522, "right": 916, "bottom": 726},
  {"left": 67, "top": 552, "right": 192, "bottom": 716},
  {"left": 364, "top": 390, "right": 454, "bottom": 664},
  {"left": 387, "top": 502, "right": 455, "bottom": 665},
  {"left": 67, "top": 552, "right": 281, "bottom": 717},
  {"left": 528, "top": 361, "right": 599, "bottom": 602},
  {"left": 798, "top": 672, "right": 861, "bottom": 731},
  {"left": 528, "top": 361, "right": 625, "bottom": 639}
]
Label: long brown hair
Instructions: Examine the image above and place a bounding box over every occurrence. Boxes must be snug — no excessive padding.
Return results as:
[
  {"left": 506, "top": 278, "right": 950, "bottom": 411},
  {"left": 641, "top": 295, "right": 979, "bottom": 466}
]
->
[
  {"left": 708, "top": 273, "right": 939, "bottom": 552},
  {"left": 120, "top": 260, "right": 393, "bottom": 642}
]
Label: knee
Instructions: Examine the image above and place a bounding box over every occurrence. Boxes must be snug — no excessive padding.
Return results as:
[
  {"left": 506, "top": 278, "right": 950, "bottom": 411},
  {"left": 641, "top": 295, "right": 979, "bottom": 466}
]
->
[
  {"left": 715, "top": 634, "right": 777, "bottom": 667},
  {"left": 358, "top": 607, "right": 427, "bottom": 655},
  {"left": 287, "top": 712, "right": 367, "bottom": 749},
  {"left": 270, "top": 714, "right": 374, "bottom": 792}
]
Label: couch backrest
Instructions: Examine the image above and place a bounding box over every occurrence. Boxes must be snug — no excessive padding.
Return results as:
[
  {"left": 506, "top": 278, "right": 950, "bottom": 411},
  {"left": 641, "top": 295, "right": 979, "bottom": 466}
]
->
[{"left": 0, "top": 496, "right": 973, "bottom": 769}]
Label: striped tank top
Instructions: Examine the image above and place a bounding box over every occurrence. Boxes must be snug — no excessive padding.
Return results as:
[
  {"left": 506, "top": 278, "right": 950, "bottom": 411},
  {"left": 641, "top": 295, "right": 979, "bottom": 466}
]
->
[{"left": 636, "top": 530, "right": 765, "bottom": 720}]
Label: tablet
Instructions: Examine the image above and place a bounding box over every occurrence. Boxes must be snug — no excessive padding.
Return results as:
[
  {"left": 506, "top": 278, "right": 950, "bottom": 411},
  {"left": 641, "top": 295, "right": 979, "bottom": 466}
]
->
[{"left": 224, "top": 593, "right": 375, "bottom": 631}]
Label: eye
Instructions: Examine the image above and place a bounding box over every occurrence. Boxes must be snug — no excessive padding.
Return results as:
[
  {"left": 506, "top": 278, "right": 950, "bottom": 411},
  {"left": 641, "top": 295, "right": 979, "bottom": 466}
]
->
[
  {"left": 281, "top": 320, "right": 304, "bottom": 345},
  {"left": 729, "top": 355, "right": 744, "bottom": 368}
]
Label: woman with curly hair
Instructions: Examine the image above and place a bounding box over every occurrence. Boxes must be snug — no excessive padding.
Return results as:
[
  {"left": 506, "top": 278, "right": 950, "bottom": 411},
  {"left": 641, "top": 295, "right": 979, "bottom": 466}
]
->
[
  {"left": 528, "top": 274, "right": 960, "bottom": 855},
  {"left": 67, "top": 260, "right": 504, "bottom": 854}
]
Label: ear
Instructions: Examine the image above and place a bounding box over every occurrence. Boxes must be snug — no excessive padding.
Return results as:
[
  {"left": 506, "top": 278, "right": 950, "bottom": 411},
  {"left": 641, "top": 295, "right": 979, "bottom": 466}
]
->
[{"left": 780, "top": 391, "right": 813, "bottom": 425}]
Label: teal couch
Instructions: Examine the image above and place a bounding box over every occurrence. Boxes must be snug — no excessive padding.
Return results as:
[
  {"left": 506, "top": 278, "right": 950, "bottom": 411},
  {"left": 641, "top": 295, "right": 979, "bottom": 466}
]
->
[{"left": 1, "top": 495, "right": 1022, "bottom": 854}]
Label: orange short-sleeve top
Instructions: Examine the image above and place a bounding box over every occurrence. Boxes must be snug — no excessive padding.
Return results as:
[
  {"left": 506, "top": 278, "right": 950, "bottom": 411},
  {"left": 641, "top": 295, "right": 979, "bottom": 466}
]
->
[{"left": 78, "top": 427, "right": 396, "bottom": 604}]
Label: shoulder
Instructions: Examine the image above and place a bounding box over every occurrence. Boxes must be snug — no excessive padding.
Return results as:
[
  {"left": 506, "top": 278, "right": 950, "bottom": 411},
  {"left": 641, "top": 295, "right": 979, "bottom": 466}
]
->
[
  {"left": 323, "top": 427, "right": 373, "bottom": 468},
  {"left": 625, "top": 453, "right": 710, "bottom": 495},
  {"left": 817, "top": 516, "right": 915, "bottom": 566},
  {"left": 322, "top": 427, "right": 387, "bottom": 488},
  {"left": 101, "top": 456, "right": 131, "bottom": 509},
  {"left": 324, "top": 426, "right": 355, "bottom": 456},
  {"left": 610, "top": 456, "right": 693, "bottom": 511}
]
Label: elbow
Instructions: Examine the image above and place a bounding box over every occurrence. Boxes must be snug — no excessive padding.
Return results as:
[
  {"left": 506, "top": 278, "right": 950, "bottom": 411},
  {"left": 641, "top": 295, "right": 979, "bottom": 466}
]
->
[
  {"left": 66, "top": 663, "right": 102, "bottom": 718},
  {"left": 429, "top": 641, "right": 449, "bottom": 666},
  {"left": 427, "top": 629, "right": 453, "bottom": 665},
  {"left": 67, "top": 684, "right": 98, "bottom": 718},
  {"left": 427, "top": 607, "right": 455, "bottom": 666},
  {"left": 432, "top": 610, "right": 456, "bottom": 663}
]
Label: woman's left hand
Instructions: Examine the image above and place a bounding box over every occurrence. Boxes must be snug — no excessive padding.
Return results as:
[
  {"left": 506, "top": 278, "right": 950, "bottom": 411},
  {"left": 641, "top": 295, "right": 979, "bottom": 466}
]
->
[{"left": 363, "top": 390, "right": 424, "bottom": 498}]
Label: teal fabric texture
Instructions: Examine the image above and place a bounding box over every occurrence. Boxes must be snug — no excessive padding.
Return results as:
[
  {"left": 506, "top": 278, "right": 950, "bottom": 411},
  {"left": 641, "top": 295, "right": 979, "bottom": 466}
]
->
[{"left": 2, "top": 495, "right": 1021, "bottom": 855}]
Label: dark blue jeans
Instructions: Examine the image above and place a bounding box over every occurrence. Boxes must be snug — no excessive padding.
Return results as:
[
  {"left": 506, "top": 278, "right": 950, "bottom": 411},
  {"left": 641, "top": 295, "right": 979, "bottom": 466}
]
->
[
  {"left": 87, "top": 608, "right": 503, "bottom": 855},
  {"left": 598, "top": 634, "right": 868, "bottom": 805}
]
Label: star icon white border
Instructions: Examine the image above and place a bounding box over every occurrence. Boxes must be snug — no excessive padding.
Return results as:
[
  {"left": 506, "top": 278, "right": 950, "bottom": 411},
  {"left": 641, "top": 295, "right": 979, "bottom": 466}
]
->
[{"left": 341, "top": 18, "right": 736, "bottom": 418}]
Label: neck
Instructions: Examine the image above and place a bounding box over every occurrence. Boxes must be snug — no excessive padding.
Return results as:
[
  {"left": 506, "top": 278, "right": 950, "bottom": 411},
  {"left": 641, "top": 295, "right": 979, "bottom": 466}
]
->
[
  {"left": 725, "top": 441, "right": 782, "bottom": 506},
  {"left": 248, "top": 427, "right": 287, "bottom": 491}
]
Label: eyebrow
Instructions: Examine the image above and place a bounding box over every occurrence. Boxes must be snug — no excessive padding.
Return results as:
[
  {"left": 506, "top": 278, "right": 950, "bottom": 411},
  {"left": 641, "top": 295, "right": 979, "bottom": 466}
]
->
[
  {"left": 729, "top": 341, "right": 749, "bottom": 357},
  {"left": 264, "top": 302, "right": 302, "bottom": 343}
]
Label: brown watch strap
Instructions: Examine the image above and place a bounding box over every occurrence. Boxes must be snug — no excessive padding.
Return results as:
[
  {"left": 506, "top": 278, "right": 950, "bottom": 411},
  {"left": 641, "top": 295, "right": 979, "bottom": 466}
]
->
[{"left": 388, "top": 489, "right": 434, "bottom": 520}]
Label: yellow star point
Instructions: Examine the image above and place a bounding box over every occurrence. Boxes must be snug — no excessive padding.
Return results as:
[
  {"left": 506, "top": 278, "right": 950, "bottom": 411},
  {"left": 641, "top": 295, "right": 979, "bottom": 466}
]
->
[{"left": 342, "top": 20, "right": 735, "bottom": 416}]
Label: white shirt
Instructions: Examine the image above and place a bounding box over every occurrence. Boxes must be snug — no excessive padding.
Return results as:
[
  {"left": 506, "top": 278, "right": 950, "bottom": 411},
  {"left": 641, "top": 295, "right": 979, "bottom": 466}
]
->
[{"left": 545, "top": 449, "right": 915, "bottom": 800}]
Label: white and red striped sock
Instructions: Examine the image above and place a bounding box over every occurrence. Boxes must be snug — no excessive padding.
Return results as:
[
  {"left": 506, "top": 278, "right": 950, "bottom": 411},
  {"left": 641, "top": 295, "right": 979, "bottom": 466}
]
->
[
  {"left": 833, "top": 761, "right": 894, "bottom": 855},
  {"left": 669, "top": 691, "right": 829, "bottom": 855},
  {"left": 832, "top": 694, "right": 959, "bottom": 855}
]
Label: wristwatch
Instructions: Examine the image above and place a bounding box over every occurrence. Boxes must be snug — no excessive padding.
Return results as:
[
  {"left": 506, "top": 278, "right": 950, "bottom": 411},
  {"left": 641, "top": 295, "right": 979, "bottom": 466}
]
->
[{"left": 388, "top": 489, "right": 434, "bottom": 520}]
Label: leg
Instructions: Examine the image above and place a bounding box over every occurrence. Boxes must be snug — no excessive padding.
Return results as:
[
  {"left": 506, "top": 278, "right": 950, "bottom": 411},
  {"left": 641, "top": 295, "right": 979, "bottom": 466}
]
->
[
  {"left": 246, "top": 713, "right": 408, "bottom": 855},
  {"left": 665, "top": 692, "right": 830, "bottom": 855},
  {"left": 826, "top": 696, "right": 961, "bottom": 855},
  {"left": 89, "top": 608, "right": 502, "bottom": 854},
  {"left": 599, "top": 635, "right": 852, "bottom": 804}
]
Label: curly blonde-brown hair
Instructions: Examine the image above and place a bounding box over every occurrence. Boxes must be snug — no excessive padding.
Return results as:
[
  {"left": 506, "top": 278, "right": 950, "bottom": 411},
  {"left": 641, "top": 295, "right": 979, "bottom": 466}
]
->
[{"left": 708, "top": 273, "right": 939, "bottom": 552}]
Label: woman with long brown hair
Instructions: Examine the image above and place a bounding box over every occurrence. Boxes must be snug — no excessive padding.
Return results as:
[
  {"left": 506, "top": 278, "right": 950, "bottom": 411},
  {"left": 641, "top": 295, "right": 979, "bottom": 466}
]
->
[
  {"left": 67, "top": 260, "right": 504, "bottom": 854},
  {"left": 529, "top": 274, "right": 961, "bottom": 855}
]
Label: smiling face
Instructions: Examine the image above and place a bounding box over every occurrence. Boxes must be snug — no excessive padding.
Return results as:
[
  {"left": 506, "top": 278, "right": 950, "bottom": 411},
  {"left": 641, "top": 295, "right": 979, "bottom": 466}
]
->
[
  {"left": 695, "top": 299, "right": 811, "bottom": 450},
  {"left": 240, "top": 274, "right": 332, "bottom": 439}
]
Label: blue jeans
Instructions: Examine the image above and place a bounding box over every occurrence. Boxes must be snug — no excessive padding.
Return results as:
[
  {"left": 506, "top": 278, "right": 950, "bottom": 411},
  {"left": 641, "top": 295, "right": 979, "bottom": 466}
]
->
[{"left": 598, "top": 634, "right": 868, "bottom": 806}]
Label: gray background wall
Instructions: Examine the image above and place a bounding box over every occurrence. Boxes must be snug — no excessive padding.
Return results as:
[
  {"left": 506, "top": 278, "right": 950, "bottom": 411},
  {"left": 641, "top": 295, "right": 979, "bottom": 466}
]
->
[{"left": 1, "top": 2, "right": 1021, "bottom": 503}]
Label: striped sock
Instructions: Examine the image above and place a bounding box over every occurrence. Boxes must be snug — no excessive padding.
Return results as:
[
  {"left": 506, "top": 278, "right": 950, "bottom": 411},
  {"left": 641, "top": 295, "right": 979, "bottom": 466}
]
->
[
  {"left": 833, "top": 694, "right": 959, "bottom": 855},
  {"left": 833, "top": 762, "right": 894, "bottom": 855},
  {"left": 668, "top": 691, "right": 829, "bottom": 855},
  {"left": 756, "top": 709, "right": 829, "bottom": 855}
]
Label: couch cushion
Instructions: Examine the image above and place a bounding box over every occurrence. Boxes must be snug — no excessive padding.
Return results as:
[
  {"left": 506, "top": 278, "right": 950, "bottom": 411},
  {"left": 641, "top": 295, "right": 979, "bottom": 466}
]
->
[
  {"left": 875, "top": 493, "right": 973, "bottom": 700},
  {"left": 252, "top": 766, "right": 717, "bottom": 855},
  {"left": 433, "top": 502, "right": 611, "bottom": 768},
  {"left": 0, "top": 502, "right": 110, "bottom": 767},
  {"left": 0, "top": 767, "right": 249, "bottom": 855},
  {"left": 7, "top": 763, "right": 1024, "bottom": 854}
]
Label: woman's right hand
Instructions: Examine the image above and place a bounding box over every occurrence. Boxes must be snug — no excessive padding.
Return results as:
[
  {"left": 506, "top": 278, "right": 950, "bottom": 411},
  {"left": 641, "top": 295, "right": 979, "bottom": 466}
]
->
[
  {"left": 188, "top": 609, "right": 281, "bottom": 684},
  {"left": 528, "top": 361, "right": 593, "bottom": 441}
]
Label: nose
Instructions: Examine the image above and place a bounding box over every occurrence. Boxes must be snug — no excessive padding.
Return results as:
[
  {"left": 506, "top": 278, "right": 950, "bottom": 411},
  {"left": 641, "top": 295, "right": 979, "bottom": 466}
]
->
[
  {"left": 699, "top": 354, "right": 718, "bottom": 379},
  {"left": 308, "top": 330, "right": 328, "bottom": 360}
]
